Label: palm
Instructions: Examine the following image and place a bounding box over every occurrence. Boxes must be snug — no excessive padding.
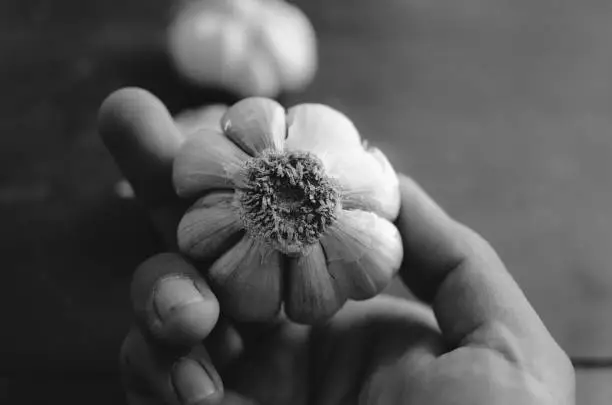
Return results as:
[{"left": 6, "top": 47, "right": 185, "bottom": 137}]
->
[
  {"left": 220, "top": 297, "right": 554, "bottom": 405},
  {"left": 219, "top": 323, "right": 310, "bottom": 405},
  {"left": 216, "top": 297, "right": 440, "bottom": 405}
]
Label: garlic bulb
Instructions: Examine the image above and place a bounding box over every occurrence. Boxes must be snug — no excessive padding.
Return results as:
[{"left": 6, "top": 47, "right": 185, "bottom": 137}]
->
[
  {"left": 167, "top": 0, "right": 318, "bottom": 97},
  {"left": 173, "top": 97, "right": 403, "bottom": 324}
]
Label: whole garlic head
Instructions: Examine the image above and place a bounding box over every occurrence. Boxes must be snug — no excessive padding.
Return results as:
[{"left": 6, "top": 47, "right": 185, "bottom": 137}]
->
[
  {"left": 173, "top": 98, "right": 403, "bottom": 324},
  {"left": 167, "top": 0, "right": 318, "bottom": 97}
]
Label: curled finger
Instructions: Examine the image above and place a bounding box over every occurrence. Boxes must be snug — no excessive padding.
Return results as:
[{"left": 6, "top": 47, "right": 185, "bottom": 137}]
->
[
  {"left": 132, "top": 253, "right": 220, "bottom": 346},
  {"left": 121, "top": 327, "right": 224, "bottom": 405}
]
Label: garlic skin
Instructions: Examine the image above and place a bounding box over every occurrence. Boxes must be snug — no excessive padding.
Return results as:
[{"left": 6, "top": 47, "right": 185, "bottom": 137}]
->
[
  {"left": 174, "top": 104, "right": 228, "bottom": 135},
  {"left": 173, "top": 97, "right": 402, "bottom": 324},
  {"left": 167, "top": 0, "right": 318, "bottom": 98}
]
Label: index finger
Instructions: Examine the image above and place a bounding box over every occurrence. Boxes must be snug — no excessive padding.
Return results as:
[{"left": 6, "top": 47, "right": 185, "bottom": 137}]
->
[
  {"left": 99, "top": 88, "right": 187, "bottom": 248},
  {"left": 395, "top": 174, "right": 572, "bottom": 373},
  {"left": 99, "top": 87, "right": 185, "bottom": 207}
]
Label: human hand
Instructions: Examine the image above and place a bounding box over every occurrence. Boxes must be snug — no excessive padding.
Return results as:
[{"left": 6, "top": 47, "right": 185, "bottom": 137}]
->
[{"left": 99, "top": 88, "right": 575, "bottom": 405}]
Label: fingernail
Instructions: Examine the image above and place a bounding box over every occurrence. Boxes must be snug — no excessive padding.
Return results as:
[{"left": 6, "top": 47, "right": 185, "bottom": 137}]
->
[
  {"left": 172, "top": 358, "right": 218, "bottom": 405},
  {"left": 154, "top": 277, "right": 204, "bottom": 322}
]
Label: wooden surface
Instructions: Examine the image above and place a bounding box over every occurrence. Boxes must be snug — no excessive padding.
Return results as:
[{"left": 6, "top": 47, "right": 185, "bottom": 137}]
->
[{"left": 2, "top": 0, "right": 612, "bottom": 404}]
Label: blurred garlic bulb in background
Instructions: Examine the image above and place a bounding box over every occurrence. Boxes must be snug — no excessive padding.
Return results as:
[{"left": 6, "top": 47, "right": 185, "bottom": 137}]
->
[
  {"left": 167, "top": 0, "right": 318, "bottom": 97},
  {"left": 173, "top": 97, "right": 403, "bottom": 324}
]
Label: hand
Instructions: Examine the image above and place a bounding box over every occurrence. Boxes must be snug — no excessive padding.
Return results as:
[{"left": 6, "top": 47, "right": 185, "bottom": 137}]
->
[{"left": 99, "top": 88, "right": 575, "bottom": 405}]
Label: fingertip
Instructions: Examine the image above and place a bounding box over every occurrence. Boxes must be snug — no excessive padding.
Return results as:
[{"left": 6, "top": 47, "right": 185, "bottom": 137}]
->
[
  {"left": 98, "top": 87, "right": 184, "bottom": 205},
  {"left": 120, "top": 327, "right": 173, "bottom": 403},
  {"left": 155, "top": 276, "right": 221, "bottom": 344},
  {"left": 121, "top": 326, "right": 224, "bottom": 405},
  {"left": 99, "top": 87, "right": 182, "bottom": 157},
  {"left": 172, "top": 353, "right": 224, "bottom": 405},
  {"left": 132, "top": 253, "right": 220, "bottom": 346}
]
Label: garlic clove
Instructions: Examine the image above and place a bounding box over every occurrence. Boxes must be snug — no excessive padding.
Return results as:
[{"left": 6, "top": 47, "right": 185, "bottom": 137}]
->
[
  {"left": 207, "top": 235, "right": 283, "bottom": 321},
  {"left": 221, "top": 97, "right": 286, "bottom": 155},
  {"left": 285, "top": 243, "right": 347, "bottom": 324},
  {"left": 174, "top": 104, "right": 228, "bottom": 137},
  {"left": 320, "top": 209, "right": 403, "bottom": 300},
  {"left": 285, "top": 104, "right": 363, "bottom": 158},
  {"left": 173, "top": 127, "right": 250, "bottom": 198},
  {"left": 177, "top": 191, "right": 244, "bottom": 261},
  {"left": 257, "top": 0, "right": 317, "bottom": 93},
  {"left": 325, "top": 146, "right": 401, "bottom": 221}
]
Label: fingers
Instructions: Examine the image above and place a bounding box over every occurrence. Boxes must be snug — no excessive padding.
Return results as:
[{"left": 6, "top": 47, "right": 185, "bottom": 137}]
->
[
  {"left": 99, "top": 88, "right": 189, "bottom": 247},
  {"left": 132, "top": 253, "right": 220, "bottom": 346},
  {"left": 121, "top": 327, "right": 224, "bottom": 405},
  {"left": 395, "top": 175, "right": 571, "bottom": 372},
  {"left": 99, "top": 87, "right": 185, "bottom": 207}
]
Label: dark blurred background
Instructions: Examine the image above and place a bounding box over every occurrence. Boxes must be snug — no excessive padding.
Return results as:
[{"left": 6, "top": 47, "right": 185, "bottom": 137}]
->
[{"left": 1, "top": 0, "right": 612, "bottom": 404}]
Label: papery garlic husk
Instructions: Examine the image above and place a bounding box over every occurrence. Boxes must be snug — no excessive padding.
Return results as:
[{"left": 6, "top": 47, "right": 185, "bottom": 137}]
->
[
  {"left": 285, "top": 103, "right": 364, "bottom": 155},
  {"left": 325, "top": 146, "right": 401, "bottom": 221},
  {"left": 177, "top": 191, "right": 243, "bottom": 261},
  {"left": 174, "top": 104, "right": 229, "bottom": 137},
  {"left": 320, "top": 209, "right": 403, "bottom": 300},
  {"left": 221, "top": 97, "right": 286, "bottom": 155},
  {"left": 167, "top": 0, "right": 317, "bottom": 97},
  {"left": 173, "top": 127, "right": 249, "bottom": 197},
  {"left": 172, "top": 96, "right": 404, "bottom": 324},
  {"left": 208, "top": 235, "right": 283, "bottom": 320},
  {"left": 286, "top": 243, "right": 347, "bottom": 324},
  {"left": 284, "top": 104, "right": 400, "bottom": 220}
]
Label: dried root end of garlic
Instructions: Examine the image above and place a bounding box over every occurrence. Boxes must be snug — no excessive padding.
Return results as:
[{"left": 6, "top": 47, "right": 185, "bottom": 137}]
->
[
  {"left": 234, "top": 149, "right": 342, "bottom": 256},
  {"left": 172, "top": 97, "right": 403, "bottom": 324},
  {"left": 167, "top": 0, "right": 318, "bottom": 97}
]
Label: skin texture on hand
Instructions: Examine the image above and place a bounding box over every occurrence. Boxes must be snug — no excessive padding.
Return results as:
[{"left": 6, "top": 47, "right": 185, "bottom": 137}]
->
[{"left": 99, "top": 88, "right": 576, "bottom": 405}]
